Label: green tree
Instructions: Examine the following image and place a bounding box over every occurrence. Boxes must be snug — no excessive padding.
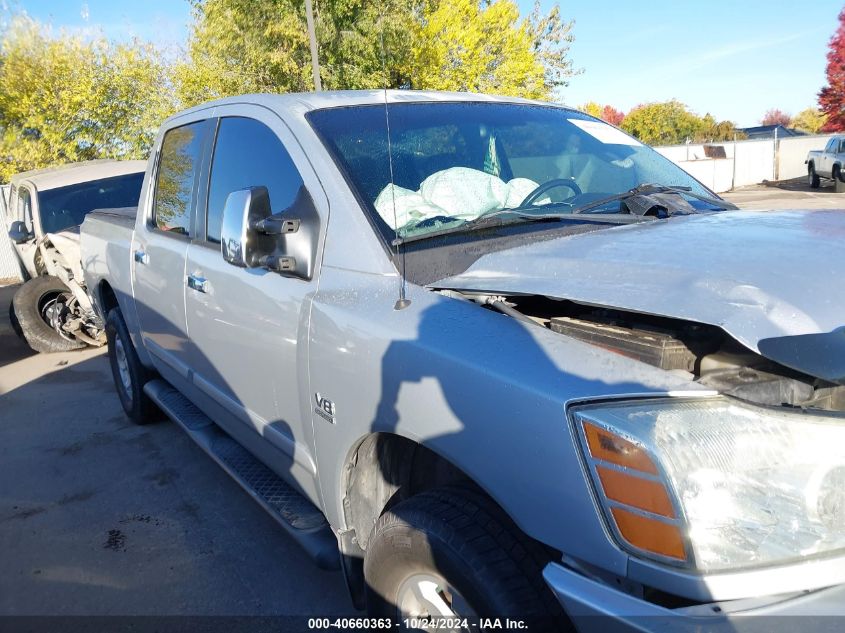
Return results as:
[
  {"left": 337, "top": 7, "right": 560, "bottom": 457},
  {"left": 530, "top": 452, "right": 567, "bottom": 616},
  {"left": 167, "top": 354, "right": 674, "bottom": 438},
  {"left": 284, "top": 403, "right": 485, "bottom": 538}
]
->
[
  {"left": 579, "top": 102, "right": 603, "bottom": 118},
  {"left": 178, "top": 0, "right": 580, "bottom": 106},
  {"left": 621, "top": 100, "right": 742, "bottom": 145},
  {"left": 791, "top": 107, "right": 827, "bottom": 134},
  {"left": 621, "top": 101, "right": 703, "bottom": 145},
  {"left": 0, "top": 16, "right": 175, "bottom": 182},
  {"left": 409, "top": 0, "right": 552, "bottom": 97},
  {"left": 694, "top": 113, "right": 745, "bottom": 142}
]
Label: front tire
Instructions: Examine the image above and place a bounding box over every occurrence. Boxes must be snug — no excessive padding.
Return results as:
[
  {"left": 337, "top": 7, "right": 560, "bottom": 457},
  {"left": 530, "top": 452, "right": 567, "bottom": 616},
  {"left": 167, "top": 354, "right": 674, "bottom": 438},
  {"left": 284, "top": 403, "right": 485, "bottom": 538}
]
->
[
  {"left": 12, "top": 276, "right": 86, "bottom": 353},
  {"left": 106, "top": 308, "right": 159, "bottom": 424},
  {"left": 364, "top": 487, "right": 567, "bottom": 631},
  {"left": 808, "top": 164, "right": 820, "bottom": 188}
]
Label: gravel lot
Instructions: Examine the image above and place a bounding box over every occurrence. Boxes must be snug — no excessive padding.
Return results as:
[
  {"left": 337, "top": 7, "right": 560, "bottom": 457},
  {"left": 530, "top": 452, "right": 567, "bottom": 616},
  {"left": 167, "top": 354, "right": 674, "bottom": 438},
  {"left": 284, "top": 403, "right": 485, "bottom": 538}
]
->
[
  {"left": 0, "top": 285, "right": 353, "bottom": 617},
  {"left": 0, "top": 183, "right": 841, "bottom": 618}
]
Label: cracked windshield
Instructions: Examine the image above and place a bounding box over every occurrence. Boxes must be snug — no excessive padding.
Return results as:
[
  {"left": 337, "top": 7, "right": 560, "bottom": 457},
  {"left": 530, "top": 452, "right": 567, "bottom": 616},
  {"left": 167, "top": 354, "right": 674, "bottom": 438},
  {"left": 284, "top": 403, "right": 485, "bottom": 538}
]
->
[{"left": 309, "top": 102, "right": 713, "bottom": 240}]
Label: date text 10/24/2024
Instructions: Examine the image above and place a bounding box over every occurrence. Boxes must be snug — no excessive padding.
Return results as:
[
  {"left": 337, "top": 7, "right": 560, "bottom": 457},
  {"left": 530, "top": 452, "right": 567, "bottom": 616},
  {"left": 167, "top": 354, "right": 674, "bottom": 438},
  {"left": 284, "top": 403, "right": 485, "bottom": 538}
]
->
[{"left": 307, "top": 618, "right": 529, "bottom": 630}]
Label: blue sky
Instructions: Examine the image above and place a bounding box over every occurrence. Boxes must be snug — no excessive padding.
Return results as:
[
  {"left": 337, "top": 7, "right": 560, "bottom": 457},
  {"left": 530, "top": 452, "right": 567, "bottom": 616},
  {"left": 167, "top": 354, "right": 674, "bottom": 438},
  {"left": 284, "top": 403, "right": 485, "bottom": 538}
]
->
[{"left": 10, "top": 0, "right": 844, "bottom": 127}]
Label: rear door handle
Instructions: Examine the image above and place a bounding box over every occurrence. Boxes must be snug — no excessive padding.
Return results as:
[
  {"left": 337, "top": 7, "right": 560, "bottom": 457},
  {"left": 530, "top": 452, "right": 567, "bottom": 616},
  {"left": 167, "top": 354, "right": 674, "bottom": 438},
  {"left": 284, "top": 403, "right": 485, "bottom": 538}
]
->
[
  {"left": 134, "top": 249, "right": 149, "bottom": 265},
  {"left": 187, "top": 274, "right": 208, "bottom": 293}
]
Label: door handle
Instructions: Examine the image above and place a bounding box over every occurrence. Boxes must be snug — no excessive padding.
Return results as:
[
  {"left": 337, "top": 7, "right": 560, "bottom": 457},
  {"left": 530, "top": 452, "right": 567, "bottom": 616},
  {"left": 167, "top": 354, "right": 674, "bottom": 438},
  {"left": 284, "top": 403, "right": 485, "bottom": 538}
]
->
[
  {"left": 187, "top": 274, "right": 208, "bottom": 293},
  {"left": 134, "top": 249, "right": 149, "bottom": 265}
]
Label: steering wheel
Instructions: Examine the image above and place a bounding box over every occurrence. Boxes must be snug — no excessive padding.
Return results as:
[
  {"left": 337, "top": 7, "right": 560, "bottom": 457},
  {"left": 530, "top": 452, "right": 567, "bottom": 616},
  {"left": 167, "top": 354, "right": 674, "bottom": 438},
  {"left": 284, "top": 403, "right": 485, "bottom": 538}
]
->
[{"left": 519, "top": 178, "right": 583, "bottom": 208}]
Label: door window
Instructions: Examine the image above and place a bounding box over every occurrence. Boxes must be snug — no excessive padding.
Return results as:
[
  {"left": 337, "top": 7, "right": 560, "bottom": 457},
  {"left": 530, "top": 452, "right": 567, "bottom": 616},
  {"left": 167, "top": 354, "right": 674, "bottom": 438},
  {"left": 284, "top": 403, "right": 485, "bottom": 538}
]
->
[
  {"left": 153, "top": 121, "right": 210, "bottom": 237},
  {"left": 206, "top": 117, "right": 305, "bottom": 244}
]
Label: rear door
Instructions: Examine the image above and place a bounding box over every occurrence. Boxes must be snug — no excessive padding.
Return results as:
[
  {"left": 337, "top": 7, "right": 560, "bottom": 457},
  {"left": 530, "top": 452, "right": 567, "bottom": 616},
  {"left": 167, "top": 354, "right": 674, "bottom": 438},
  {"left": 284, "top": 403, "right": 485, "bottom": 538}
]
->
[
  {"left": 132, "top": 116, "right": 215, "bottom": 389},
  {"left": 822, "top": 138, "right": 837, "bottom": 176},
  {"left": 183, "top": 107, "right": 326, "bottom": 497}
]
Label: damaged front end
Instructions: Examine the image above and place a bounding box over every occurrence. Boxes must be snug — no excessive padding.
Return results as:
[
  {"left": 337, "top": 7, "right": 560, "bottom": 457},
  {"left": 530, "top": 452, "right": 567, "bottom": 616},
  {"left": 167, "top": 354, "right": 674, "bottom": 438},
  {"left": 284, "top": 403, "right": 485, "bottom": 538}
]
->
[
  {"left": 35, "top": 231, "right": 105, "bottom": 347},
  {"left": 444, "top": 291, "right": 845, "bottom": 413}
]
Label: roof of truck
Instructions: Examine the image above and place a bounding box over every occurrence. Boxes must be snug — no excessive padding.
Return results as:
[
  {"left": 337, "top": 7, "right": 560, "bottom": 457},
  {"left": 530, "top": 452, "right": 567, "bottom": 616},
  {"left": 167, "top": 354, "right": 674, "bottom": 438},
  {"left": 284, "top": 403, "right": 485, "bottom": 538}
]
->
[
  {"left": 9, "top": 159, "right": 147, "bottom": 192},
  {"left": 170, "top": 89, "right": 573, "bottom": 121}
]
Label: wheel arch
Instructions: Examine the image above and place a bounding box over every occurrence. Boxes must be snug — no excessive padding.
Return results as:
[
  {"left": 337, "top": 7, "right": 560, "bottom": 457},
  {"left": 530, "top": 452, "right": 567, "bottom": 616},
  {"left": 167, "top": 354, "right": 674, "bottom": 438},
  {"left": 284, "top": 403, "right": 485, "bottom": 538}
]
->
[
  {"left": 337, "top": 431, "right": 561, "bottom": 608},
  {"left": 97, "top": 279, "right": 154, "bottom": 368}
]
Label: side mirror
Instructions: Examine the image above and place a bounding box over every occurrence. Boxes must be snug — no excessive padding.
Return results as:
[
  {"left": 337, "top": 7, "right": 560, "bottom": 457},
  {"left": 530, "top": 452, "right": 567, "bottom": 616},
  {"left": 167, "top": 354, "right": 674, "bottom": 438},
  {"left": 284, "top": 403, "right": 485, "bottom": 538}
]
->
[
  {"left": 221, "top": 185, "right": 320, "bottom": 280},
  {"left": 8, "top": 220, "right": 33, "bottom": 244},
  {"left": 221, "top": 186, "right": 273, "bottom": 268}
]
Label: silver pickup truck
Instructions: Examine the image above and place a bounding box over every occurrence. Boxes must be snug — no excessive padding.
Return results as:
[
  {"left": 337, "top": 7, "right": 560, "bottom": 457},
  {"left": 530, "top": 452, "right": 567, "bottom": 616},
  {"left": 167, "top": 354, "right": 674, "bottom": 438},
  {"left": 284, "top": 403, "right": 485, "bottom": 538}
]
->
[{"left": 80, "top": 91, "right": 845, "bottom": 631}]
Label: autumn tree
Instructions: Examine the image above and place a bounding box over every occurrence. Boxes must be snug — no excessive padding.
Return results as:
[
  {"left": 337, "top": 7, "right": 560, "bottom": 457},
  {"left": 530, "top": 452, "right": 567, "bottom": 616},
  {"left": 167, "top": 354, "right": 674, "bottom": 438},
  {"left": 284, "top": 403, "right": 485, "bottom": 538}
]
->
[
  {"left": 601, "top": 105, "right": 624, "bottom": 126},
  {"left": 579, "top": 102, "right": 624, "bottom": 125},
  {"left": 791, "top": 107, "right": 827, "bottom": 134},
  {"left": 178, "top": 0, "right": 581, "bottom": 106},
  {"left": 0, "top": 16, "right": 175, "bottom": 182},
  {"left": 761, "top": 108, "right": 792, "bottom": 127},
  {"left": 819, "top": 8, "right": 845, "bottom": 132}
]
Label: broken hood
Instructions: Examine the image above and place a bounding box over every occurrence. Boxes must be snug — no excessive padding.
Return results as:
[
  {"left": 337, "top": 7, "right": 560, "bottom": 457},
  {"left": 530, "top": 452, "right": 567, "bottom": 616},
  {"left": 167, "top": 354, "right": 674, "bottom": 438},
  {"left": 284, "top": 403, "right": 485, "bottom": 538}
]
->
[{"left": 433, "top": 210, "right": 845, "bottom": 384}]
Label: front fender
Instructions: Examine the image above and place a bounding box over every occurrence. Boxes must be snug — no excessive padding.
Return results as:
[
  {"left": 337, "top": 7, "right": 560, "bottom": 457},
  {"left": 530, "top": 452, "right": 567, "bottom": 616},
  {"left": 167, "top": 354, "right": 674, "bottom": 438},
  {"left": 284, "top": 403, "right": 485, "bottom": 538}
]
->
[{"left": 308, "top": 266, "right": 709, "bottom": 577}]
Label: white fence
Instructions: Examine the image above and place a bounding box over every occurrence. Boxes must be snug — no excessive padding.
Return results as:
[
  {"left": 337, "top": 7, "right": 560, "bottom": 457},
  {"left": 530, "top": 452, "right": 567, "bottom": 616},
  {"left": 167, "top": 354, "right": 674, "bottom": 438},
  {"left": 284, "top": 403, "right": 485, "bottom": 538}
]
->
[{"left": 654, "top": 134, "right": 834, "bottom": 193}]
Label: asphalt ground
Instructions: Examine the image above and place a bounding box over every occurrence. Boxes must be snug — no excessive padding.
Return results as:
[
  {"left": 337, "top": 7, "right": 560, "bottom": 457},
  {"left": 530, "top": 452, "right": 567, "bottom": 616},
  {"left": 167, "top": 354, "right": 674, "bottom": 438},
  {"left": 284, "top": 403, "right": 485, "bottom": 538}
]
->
[
  {"left": 722, "top": 177, "right": 845, "bottom": 210},
  {"left": 0, "top": 285, "right": 354, "bottom": 618}
]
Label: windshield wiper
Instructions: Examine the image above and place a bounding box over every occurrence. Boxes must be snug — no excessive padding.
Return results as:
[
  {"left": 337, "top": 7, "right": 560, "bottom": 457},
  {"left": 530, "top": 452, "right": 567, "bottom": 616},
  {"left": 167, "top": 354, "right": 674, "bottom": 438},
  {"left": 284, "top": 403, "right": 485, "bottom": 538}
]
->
[
  {"left": 570, "top": 183, "right": 736, "bottom": 216},
  {"left": 394, "top": 206, "right": 655, "bottom": 245}
]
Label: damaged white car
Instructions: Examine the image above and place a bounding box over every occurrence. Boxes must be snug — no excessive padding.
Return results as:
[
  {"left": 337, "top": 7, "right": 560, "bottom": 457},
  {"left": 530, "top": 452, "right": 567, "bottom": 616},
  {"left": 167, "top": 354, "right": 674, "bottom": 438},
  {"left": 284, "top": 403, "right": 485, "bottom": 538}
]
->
[{"left": 5, "top": 160, "right": 145, "bottom": 352}]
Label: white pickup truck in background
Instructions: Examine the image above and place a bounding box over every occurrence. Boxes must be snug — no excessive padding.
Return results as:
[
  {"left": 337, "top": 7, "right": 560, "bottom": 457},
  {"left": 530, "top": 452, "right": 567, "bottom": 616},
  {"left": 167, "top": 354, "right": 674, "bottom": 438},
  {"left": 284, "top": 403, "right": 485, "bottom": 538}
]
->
[{"left": 806, "top": 135, "right": 845, "bottom": 190}]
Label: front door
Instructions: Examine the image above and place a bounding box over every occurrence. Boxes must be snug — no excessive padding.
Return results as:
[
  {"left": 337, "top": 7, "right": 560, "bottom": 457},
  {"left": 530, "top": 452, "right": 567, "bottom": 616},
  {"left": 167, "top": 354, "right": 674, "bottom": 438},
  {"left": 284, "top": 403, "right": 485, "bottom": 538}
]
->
[
  {"left": 132, "top": 117, "right": 214, "bottom": 389},
  {"left": 183, "top": 109, "right": 326, "bottom": 498}
]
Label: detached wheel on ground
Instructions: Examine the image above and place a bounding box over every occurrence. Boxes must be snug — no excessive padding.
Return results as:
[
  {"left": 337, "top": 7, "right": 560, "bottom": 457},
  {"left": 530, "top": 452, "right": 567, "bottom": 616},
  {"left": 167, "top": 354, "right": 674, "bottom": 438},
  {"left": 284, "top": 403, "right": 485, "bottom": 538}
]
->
[
  {"left": 808, "top": 164, "right": 820, "bottom": 189},
  {"left": 106, "top": 308, "right": 159, "bottom": 424},
  {"left": 364, "top": 487, "right": 569, "bottom": 631},
  {"left": 12, "top": 275, "right": 86, "bottom": 353}
]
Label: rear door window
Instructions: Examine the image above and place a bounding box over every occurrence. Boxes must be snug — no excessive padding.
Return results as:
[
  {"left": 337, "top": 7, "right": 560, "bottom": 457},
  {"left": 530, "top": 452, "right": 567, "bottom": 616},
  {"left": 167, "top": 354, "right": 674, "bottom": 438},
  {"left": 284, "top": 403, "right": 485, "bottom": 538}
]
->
[{"left": 153, "top": 120, "right": 212, "bottom": 237}]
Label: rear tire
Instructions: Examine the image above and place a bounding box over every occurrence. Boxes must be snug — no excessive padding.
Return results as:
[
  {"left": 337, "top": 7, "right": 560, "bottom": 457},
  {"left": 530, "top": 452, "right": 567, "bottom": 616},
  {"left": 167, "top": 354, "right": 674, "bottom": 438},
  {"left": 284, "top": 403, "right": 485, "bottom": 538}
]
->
[
  {"left": 364, "top": 487, "right": 568, "bottom": 631},
  {"left": 808, "top": 164, "right": 820, "bottom": 188},
  {"left": 12, "top": 276, "right": 86, "bottom": 353},
  {"left": 106, "top": 308, "right": 159, "bottom": 424}
]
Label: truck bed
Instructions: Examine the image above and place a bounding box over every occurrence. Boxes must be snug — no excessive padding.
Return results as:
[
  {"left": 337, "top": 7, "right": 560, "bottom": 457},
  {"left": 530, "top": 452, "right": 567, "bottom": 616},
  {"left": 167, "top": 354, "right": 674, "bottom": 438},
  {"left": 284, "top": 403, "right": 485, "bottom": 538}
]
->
[{"left": 80, "top": 206, "right": 136, "bottom": 317}]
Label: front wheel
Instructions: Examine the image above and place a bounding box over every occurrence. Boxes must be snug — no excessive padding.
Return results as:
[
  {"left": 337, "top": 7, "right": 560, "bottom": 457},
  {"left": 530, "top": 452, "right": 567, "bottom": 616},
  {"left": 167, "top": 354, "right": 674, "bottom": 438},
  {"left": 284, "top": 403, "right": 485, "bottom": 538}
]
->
[
  {"left": 12, "top": 275, "right": 86, "bottom": 353},
  {"left": 364, "top": 487, "right": 568, "bottom": 631}
]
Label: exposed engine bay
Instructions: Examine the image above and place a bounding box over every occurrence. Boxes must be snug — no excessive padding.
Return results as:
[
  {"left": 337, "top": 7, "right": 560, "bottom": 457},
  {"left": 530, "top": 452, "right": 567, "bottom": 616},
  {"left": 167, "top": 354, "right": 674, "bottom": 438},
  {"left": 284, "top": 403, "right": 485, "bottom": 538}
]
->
[
  {"left": 34, "top": 232, "right": 105, "bottom": 347},
  {"left": 446, "top": 291, "right": 845, "bottom": 412}
]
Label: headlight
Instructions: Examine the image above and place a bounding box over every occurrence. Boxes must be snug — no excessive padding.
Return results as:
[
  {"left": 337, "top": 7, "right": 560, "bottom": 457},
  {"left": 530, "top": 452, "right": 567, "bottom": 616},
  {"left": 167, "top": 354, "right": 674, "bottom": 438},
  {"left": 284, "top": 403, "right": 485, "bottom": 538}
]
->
[{"left": 571, "top": 398, "right": 845, "bottom": 572}]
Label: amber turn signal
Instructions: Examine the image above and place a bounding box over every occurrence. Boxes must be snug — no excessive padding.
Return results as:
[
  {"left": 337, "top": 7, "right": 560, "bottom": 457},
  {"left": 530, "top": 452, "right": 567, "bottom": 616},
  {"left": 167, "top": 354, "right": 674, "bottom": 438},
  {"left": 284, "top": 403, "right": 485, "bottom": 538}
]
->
[
  {"left": 581, "top": 420, "right": 688, "bottom": 563},
  {"left": 583, "top": 422, "right": 658, "bottom": 475}
]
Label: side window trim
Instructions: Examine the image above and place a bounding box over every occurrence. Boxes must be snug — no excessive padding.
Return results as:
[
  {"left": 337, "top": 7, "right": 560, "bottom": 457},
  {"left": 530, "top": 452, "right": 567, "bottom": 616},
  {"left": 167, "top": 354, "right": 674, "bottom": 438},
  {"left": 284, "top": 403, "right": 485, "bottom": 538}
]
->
[{"left": 193, "top": 117, "right": 220, "bottom": 243}]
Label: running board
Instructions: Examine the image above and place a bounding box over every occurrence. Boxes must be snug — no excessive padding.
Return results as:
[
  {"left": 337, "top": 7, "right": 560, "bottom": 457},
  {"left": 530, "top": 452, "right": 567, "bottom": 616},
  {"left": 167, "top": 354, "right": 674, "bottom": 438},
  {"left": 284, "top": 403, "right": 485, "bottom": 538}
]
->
[{"left": 143, "top": 379, "right": 340, "bottom": 570}]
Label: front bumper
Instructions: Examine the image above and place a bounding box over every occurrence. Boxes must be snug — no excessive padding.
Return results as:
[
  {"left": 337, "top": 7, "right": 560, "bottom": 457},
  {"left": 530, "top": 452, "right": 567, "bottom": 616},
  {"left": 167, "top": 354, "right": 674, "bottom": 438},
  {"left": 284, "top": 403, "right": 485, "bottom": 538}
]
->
[{"left": 544, "top": 563, "right": 845, "bottom": 633}]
